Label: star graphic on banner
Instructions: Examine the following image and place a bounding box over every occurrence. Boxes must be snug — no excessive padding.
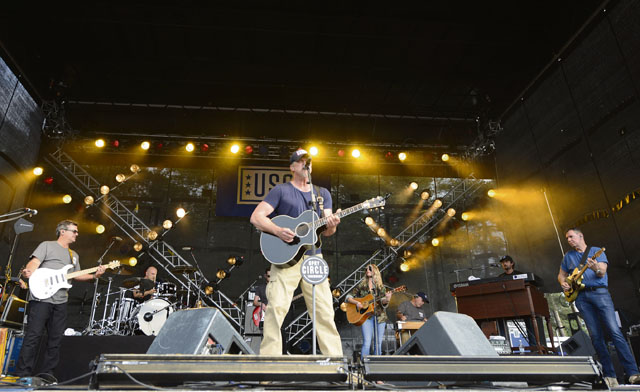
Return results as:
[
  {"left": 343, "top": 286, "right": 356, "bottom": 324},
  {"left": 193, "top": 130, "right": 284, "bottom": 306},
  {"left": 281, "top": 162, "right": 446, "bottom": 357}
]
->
[
  {"left": 246, "top": 175, "right": 251, "bottom": 180},
  {"left": 246, "top": 182, "right": 251, "bottom": 188},
  {"left": 245, "top": 190, "right": 251, "bottom": 195}
]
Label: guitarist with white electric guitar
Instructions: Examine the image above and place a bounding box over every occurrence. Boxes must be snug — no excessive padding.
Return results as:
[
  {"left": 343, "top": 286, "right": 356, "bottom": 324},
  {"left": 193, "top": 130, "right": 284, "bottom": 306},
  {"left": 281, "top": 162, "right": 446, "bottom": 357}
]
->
[
  {"left": 15, "top": 220, "right": 107, "bottom": 382},
  {"left": 250, "top": 149, "right": 343, "bottom": 356}
]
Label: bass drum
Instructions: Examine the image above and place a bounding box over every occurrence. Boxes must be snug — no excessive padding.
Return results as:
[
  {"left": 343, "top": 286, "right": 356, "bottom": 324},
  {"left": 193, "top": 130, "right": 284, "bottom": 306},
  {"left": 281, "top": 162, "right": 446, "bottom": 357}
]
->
[{"left": 136, "top": 298, "right": 173, "bottom": 336}]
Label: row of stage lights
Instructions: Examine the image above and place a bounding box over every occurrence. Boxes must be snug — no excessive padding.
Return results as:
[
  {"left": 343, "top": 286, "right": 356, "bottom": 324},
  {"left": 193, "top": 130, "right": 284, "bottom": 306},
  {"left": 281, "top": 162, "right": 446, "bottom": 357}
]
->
[{"left": 92, "top": 138, "right": 457, "bottom": 163}]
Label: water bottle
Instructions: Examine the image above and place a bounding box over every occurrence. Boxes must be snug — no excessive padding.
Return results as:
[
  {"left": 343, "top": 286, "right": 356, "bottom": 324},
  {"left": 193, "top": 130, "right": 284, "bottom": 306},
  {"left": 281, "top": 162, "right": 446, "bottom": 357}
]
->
[{"left": 518, "top": 341, "right": 524, "bottom": 355}]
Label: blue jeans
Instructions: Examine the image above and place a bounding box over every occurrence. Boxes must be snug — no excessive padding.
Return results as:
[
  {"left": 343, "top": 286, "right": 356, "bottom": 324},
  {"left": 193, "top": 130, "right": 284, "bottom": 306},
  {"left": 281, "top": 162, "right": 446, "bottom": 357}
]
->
[
  {"left": 361, "top": 316, "right": 386, "bottom": 356},
  {"left": 575, "top": 288, "right": 639, "bottom": 378}
]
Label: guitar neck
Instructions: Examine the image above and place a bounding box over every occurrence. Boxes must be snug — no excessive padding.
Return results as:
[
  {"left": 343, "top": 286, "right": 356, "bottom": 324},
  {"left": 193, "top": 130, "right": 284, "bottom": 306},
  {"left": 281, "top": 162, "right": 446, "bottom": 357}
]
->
[
  {"left": 315, "top": 202, "right": 368, "bottom": 228},
  {"left": 66, "top": 266, "right": 101, "bottom": 280},
  {"left": 574, "top": 247, "right": 606, "bottom": 280}
]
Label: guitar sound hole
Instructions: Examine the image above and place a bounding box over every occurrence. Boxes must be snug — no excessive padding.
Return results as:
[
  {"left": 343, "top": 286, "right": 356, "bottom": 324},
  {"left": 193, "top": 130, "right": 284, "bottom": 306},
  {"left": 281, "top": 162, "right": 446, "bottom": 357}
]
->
[{"left": 296, "top": 223, "right": 310, "bottom": 237}]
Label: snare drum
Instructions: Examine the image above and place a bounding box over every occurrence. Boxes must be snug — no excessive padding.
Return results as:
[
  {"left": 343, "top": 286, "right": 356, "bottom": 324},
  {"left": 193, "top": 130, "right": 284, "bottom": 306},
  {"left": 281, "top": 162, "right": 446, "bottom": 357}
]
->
[
  {"left": 136, "top": 298, "right": 173, "bottom": 336},
  {"left": 156, "top": 282, "right": 177, "bottom": 298}
]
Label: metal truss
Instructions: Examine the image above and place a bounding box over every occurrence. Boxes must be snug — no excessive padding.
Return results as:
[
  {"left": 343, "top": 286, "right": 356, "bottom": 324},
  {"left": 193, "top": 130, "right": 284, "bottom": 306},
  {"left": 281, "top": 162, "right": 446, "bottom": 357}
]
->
[
  {"left": 284, "top": 174, "right": 486, "bottom": 348},
  {"left": 44, "top": 147, "right": 245, "bottom": 331}
]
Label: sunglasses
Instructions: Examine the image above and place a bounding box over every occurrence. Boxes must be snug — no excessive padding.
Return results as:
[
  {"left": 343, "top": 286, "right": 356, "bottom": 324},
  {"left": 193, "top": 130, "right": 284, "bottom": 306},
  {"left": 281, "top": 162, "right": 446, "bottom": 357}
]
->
[{"left": 65, "top": 229, "right": 79, "bottom": 234}]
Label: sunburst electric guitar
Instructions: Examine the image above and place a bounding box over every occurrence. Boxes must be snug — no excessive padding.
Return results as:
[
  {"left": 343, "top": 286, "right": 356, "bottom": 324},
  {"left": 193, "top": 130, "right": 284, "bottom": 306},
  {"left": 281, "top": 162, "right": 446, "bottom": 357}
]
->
[
  {"left": 564, "top": 247, "right": 605, "bottom": 303},
  {"left": 260, "top": 196, "right": 387, "bottom": 266},
  {"left": 29, "top": 260, "right": 120, "bottom": 300},
  {"left": 345, "top": 285, "right": 407, "bottom": 326}
]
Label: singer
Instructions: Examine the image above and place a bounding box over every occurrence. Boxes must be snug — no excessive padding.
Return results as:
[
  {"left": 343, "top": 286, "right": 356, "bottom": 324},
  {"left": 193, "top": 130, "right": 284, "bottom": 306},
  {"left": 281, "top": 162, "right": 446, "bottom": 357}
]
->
[{"left": 250, "top": 149, "right": 342, "bottom": 356}]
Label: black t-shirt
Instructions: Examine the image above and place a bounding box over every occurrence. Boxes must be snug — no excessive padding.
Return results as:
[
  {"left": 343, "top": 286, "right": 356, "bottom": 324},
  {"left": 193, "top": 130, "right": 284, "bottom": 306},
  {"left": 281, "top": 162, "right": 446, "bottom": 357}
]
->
[
  {"left": 255, "top": 283, "right": 268, "bottom": 306},
  {"left": 499, "top": 269, "right": 524, "bottom": 277},
  {"left": 139, "top": 278, "right": 155, "bottom": 302}
]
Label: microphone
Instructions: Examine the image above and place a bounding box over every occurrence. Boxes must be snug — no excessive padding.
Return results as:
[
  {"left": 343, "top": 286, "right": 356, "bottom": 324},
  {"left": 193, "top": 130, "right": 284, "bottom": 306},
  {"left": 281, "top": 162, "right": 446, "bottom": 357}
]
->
[
  {"left": 24, "top": 208, "right": 38, "bottom": 215},
  {"left": 304, "top": 159, "right": 311, "bottom": 169},
  {"left": 111, "top": 236, "right": 123, "bottom": 242},
  {"left": 182, "top": 246, "right": 193, "bottom": 251}
]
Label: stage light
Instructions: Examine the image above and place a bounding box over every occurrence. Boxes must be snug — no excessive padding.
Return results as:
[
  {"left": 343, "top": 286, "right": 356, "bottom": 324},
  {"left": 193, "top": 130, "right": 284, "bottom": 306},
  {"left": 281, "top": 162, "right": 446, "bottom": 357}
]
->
[
  {"left": 95, "top": 224, "right": 105, "bottom": 234},
  {"left": 62, "top": 194, "right": 72, "bottom": 204},
  {"left": 155, "top": 142, "right": 164, "bottom": 150},
  {"left": 389, "top": 238, "right": 399, "bottom": 247},
  {"left": 33, "top": 167, "right": 43, "bottom": 176},
  {"left": 447, "top": 208, "right": 456, "bottom": 217},
  {"left": 112, "top": 139, "right": 120, "bottom": 148},
  {"left": 147, "top": 230, "right": 158, "bottom": 240},
  {"left": 400, "top": 262, "right": 410, "bottom": 272},
  {"left": 351, "top": 149, "right": 361, "bottom": 158},
  {"left": 409, "top": 182, "right": 418, "bottom": 190},
  {"left": 432, "top": 238, "right": 440, "bottom": 246},
  {"left": 115, "top": 173, "right": 126, "bottom": 183},
  {"left": 398, "top": 152, "right": 407, "bottom": 162},
  {"left": 332, "top": 288, "right": 341, "bottom": 298},
  {"left": 216, "top": 269, "right": 227, "bottom": 280},
  {"left": 403, "top": 249, "right": 412, "bottom": 258},
  {"left": 162, "top": 220, "right": 173, "bottom": 229},
  {"left": 230, "top": 144, "right": 240, "bottom": 154},
  {"left": 227, "top": 256, "right": 237, "bottom": 266},
  {"left": 100, "top": 185, "right": 110, "bottom": 195},
  {"left": 141, "top": 141, "right": 150, "bottom": 150},
  {"left": 133, "top": 242, "right": 143, "bottom": 252},
  {"left": 364, "top": 217, "right": 374, "bottom": 226},
  {"left": 185, "top": 143, "right": 195, "bottom": 152},
  {"left": 385, "top": 151, "right": 394, "bottom": 160},
  {"left": 128, "top": 257, "right": 138, "bottom": 266},
  {"left": 337, "top": 149, "right": 345, "bottom": 157},
  {"left": 441, "top": 153, "right": 450, "bottom": 162},
  {"left": 84, "top": 195, "right": 94, "bottom": 205},
  {"left": 487, "top": 189, "right": 496, "bottom": 198},
  {"left": 130, "top": 164, "right": 140, "bottom": 173},
  {"left": 201, "top": 143, "right": 209, "bottom": 152},
  {"left": 176, "top": 207, "right": 186, "bottom": 218},
  {"left": 461, "top": 212, "right": 470, "bottom": 221},
  {"left": 376, "top": 227, "right": 386, "bottom": 237},
  {"left": 204, "top": 285, "right": 215, "bottom": 295},
  {"left": 95, "top": 139, "right": 105, "bottom": 148},
  {"left": 433, "top": 199, "right": 442, "bottom": 208},
  {"left": 420, "top": 190, "right": 429, "bottom": 200},
  {"left": 309, "top": 146, "right": 319, "bottom": 156},
  {"left": 245, "top": 145, "right": 253, "bottom": 154},
  {"left": 44, "top": 177, "right": 54, "bottom": 185}
]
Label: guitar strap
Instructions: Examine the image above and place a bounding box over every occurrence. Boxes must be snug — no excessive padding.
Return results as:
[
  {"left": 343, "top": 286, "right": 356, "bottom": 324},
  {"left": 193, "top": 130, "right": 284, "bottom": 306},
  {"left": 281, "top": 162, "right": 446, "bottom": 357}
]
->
[
  {"left": 68, "top": 248, "right": 77, "bottom": 267},
  {"left": 578, "top": 246, "right": 592, "bottom": 269},
  {"left": 313, "top": 185, "right": 324, "bottom": 216}
]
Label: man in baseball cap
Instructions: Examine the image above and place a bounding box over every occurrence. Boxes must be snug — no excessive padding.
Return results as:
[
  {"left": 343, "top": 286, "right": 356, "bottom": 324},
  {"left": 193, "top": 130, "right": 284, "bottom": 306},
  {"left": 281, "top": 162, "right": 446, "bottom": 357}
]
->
[{"left": 290, "top": 149, "right": 310, "bottom": 164}]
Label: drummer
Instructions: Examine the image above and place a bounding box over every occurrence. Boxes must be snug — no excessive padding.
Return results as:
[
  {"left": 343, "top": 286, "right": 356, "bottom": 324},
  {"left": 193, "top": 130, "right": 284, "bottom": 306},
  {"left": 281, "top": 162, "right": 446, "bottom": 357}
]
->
[{"left": 133, "top": 266, "right": 157, "bottom": 302}]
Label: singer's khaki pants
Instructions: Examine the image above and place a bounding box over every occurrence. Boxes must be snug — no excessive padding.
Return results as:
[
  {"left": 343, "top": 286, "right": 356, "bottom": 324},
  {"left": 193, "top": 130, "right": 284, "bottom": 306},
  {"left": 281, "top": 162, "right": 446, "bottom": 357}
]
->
[{"left": 260, "top": 255, "right": 343, "bottom": 356}]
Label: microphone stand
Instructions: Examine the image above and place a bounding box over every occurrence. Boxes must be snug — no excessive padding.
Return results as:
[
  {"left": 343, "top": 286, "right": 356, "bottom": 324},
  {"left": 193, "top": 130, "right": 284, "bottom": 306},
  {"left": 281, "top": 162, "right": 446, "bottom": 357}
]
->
[
  {"left": 306, "top": 164, "right": 321, "bottom": 355},
  {"left": 85, "top": 239, "right": 117, "bottom": 335},
  {"left": 371, "top": 285, "right": 379, "bottom": 356}
]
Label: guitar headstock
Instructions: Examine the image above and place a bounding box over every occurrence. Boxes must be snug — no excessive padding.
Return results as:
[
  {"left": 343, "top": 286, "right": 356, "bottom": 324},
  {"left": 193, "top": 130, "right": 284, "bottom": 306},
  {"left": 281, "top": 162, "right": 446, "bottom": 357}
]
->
[
  {"left": 107, "top": 260, "right": 121, "bottom": 269},
  {"left": 363, "top": 196, "right": 386, "bottom": 210},
  {"left": 394, "top": 285, "right": 407, "bottom": 293}
]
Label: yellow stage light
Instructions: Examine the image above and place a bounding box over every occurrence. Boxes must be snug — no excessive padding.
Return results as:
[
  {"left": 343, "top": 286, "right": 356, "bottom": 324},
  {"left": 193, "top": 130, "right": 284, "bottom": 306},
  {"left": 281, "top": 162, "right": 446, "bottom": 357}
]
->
[
  {"left": 403, "top": 249, "right": 412, "bottom": 258},
  {"left": 216, "top": 269, "right": 227, "bottom": 280},
  {"left": 309, "top": 146, "right": 319, "bottom": 156},
  {"left": 487, "top": 189, "right": 496, "bottom": 198},
  {"left": 227, "top": 257, "right": 237, "bottom": 266},
  {"left": 62, "top": 194, "right": 72, "bottom": 204},
  {"left": 433, "top": 199, "right": 442, "bottom": 208},
  {"left": 147, "top": 230, "right": 158, "bottom": 240},
  {"left": 96, "top": 224, "right": 105, "bottom": 234},
  {"left": 351, "top": 149, "right": 361, "bottom": 158},
  {"left": 400, "top": 262, "right": 410, "bottom": 272},
  {"left": 133, "top": 242, "right": 143, "bottom": 252},
  {"left": 95, "top": 139, "right": 105, "bottom": 148},
  {"left": 33, "top": 167, "right": 43, "bottom": 176},
  {"left": 176, "top": 208, "right": 186, "bottom": 218},
  {"left": 376, "top": 227, "right": 386, "bottom": 237},
  {"left": 128, "top": 257, "right": 138, "bottom": 266},
  {"left": 100, "top": 185, "right": 110, "bottom": 195},
  {"left": 461, "top": 212, "right": 470, "bottom": 221},
  {"left": 162, "top": 219, "right": 173, "bottom": 229},
  {"left": 441, "top": 153, "right": 450, "bottom": 162},
  {"left": 389, "top": 238, "right": 399, "bottom": 247},
  {"left": 364, "top": 217, "right": 374, "bottom": 226},
  {"left": 447, "top": 208, "right": 456, "bottom": 217},
  {"left": 409, "top": 182, "right": 418, "bottom": 190},
  {"left": 84, "top": 195, "right": 94, "bottom": 205},
  {"left": 130, "top": 164, "right": 140, "bottom": 173},
  {"left": 185, "top": 143, "right": 195, "bottom": 152},
  {"left": 339, "top": 302, "right": 348, "bottom": 312},
  {"left": 420, "top": 190, "right": 429, "bottom": 200},
  {"left": 398, "top": 152, "right": 407, "bottom": 161},
  {"left": 332, "top": 288, "right": 341, "bottom": 298},
  {"left": 115, "top": 173, "right": 126, "bottom": 183},
  {"left": 141, "top": 141, "right": 150, "bottom": 150},
  {"left": 230, "top": 144, "right": 240, "bottom": 154},
  {"left": 432, "top": 238, "right": 440, "bottom": 246}
]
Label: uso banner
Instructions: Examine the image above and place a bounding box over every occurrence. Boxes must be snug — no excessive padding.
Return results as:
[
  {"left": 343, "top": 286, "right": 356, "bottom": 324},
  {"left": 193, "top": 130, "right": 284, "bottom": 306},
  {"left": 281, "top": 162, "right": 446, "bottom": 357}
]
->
[{"left": 216, "top": 164, "right": 331, "bottom": 217}]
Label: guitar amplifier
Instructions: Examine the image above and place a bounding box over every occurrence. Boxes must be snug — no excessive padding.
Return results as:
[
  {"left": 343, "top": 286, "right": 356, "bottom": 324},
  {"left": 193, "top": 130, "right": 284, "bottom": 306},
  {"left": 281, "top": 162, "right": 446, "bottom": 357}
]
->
[{"left": 0, "top": 295, "right": 27, "bottom": 328}]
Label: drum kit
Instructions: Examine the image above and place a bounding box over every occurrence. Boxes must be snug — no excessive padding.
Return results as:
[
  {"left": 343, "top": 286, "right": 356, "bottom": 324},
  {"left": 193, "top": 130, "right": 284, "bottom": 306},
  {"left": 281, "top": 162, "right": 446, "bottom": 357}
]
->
[{"left": 85, "top": 265, "right": 197, "bottom": 336}]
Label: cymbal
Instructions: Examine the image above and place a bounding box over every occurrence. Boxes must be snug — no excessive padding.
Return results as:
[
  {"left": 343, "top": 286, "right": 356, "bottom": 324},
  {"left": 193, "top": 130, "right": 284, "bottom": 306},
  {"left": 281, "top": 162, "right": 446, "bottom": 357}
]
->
[
  {"left": 120, "top": 277, "right": 141, "bottom": 288},
  {"left": 104, "top": 265, "right": 136, "bottom": 276},
  {"left": 171, "top": 265, "right": 197, "bottom": 274}
]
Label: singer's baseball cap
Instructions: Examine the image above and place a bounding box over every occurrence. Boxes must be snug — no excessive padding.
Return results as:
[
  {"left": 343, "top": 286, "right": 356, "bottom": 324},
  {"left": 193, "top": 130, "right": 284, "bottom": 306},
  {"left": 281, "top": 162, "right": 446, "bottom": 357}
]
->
[{"left": 290, "top": 149, "right": 310, "bottom": 164}]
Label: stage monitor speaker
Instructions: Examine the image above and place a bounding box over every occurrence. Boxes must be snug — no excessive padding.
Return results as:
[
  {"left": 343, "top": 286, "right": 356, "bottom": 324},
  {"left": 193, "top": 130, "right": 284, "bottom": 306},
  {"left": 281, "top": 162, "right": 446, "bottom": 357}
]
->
[
  {"left": 147, "top": 308, "right": 254, "bottom": 355},
  {"left": 561, "top": 330, "right": 595, "bottom": 357},
  {"left": 394, "top": 311, "right": 497, "bottom": 356}
]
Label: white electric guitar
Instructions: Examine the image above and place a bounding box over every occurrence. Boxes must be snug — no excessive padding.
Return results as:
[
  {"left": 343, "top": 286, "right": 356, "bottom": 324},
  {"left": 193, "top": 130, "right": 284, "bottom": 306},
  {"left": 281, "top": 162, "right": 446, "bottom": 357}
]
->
[{"left": 29, "top": 260, "right": 120, "bottom": 300}]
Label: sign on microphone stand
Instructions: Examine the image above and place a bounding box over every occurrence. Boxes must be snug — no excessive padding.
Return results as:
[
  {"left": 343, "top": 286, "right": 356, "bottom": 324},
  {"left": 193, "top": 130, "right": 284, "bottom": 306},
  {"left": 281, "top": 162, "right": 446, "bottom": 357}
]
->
[{"left": 300, "top": 256, "right": 329, "bottom": 355}]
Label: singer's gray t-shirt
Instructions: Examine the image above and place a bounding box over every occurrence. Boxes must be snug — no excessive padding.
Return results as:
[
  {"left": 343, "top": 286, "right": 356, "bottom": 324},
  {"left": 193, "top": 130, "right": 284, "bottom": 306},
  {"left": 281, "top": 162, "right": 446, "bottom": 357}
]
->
[{"left": 29, "top": 241, "right": 81, "bottom": 304}]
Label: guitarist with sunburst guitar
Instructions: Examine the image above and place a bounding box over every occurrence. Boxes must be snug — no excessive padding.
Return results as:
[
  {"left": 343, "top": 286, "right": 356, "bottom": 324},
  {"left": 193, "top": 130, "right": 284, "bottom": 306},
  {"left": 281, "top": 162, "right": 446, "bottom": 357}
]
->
[
  {"left": 558, "top": 228, "right": 640, "bottom": 386},
  {"left": 15, "top": 220, "right": 107, "bottom": 382}
]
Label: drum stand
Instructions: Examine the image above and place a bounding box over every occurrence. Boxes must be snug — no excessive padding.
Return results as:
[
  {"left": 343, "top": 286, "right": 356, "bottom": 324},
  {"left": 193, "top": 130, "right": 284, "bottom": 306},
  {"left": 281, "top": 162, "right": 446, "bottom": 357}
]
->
[{"left": 84, "top": 239, "right": 118, "bottom": 335}]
